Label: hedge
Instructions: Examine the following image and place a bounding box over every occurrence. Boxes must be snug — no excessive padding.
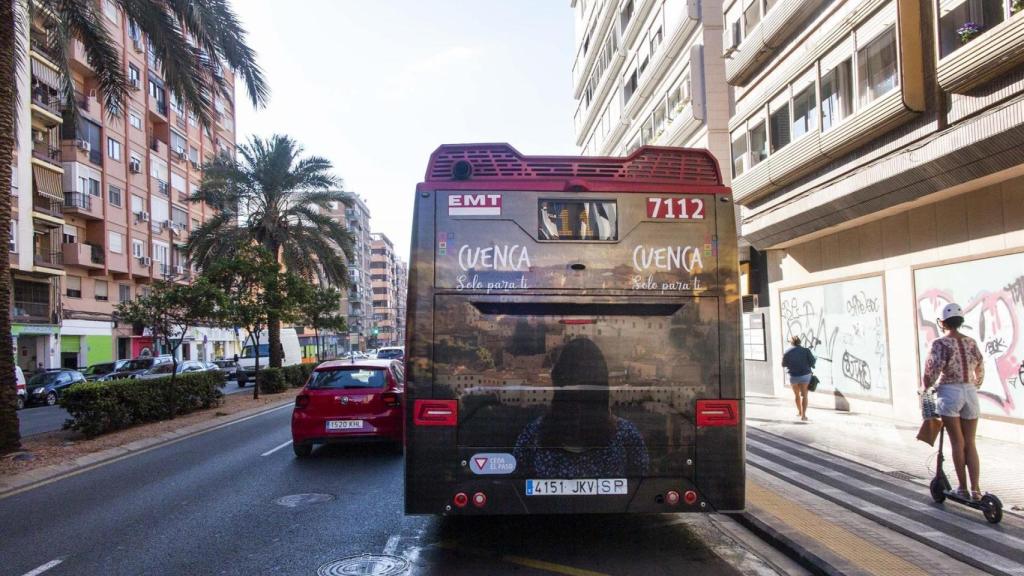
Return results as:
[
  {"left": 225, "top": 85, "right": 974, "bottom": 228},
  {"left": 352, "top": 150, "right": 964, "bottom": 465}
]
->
[
  {"left": 283, "top": 363, "right": 316, "bottom": 388},
  {"left": 62, "top": 371, "right": 226, "bottom": 438},
  {"left": 256, "top": 362, "right": 316, "bottom": 393}
]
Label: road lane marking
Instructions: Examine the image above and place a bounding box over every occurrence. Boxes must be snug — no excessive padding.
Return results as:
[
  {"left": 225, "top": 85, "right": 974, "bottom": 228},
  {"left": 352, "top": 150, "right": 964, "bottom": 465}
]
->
[
  {"left": 21, "top": 559, "right": 62, "bottom": 576},
  {"left": 260, "top": 440, "right": 293, "bottom": 457},
  {"left": 383, "top": 534, "right": 400, "bottom": 555},
  {"left": 1, "top": 402, "right": 294, "bottom": 501},
  {"left": 434, "top": 541, "right": 610, "bottom": 576}
]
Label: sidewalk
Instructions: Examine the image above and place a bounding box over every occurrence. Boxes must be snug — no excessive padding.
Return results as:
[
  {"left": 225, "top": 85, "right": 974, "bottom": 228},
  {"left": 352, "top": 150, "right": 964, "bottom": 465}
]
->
[{"left": 746, "top": 394, "right": 1024, "bottom": 514}]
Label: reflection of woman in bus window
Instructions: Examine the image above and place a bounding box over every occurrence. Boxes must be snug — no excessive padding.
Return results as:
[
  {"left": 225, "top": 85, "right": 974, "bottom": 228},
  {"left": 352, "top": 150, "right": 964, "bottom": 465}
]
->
[{"left": 513, "top": 338, "right": 649, "bottom": 477}]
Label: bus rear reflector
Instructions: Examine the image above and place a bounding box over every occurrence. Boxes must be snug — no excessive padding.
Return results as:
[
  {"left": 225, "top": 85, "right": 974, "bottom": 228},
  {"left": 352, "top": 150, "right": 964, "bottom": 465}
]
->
[
  {"left": 559, "top": 319, "right": 595, "bottom": 325},
  {"left": 696, "top": 400, "right": 739, "bottom": 427},
  {"left": 414, "top": 400, "right": 458, "bottom": 426}
]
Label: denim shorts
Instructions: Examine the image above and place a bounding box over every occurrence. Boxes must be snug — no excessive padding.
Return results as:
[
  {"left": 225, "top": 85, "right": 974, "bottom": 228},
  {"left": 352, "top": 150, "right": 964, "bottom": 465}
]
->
[
  {"left": 935, "top": 383, "right": 980, "bottom": 420},
  {"left": 789, "top": 374, "right": 812, "bottom": 385}
]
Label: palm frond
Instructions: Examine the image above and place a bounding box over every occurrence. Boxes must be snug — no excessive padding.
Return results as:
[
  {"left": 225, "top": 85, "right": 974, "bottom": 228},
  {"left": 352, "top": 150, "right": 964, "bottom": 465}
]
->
[{"left": 55, "top": 0, "right": 127, "bottom": 117}]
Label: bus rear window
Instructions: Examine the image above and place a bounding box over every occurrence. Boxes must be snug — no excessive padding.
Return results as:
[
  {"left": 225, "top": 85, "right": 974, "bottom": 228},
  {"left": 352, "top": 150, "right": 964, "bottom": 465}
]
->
[
  {"left": 309, "top": 369, "right": 386, "bottom": 389},
  {"left": 538, "top": 200, "right": 617, "bottom": 241}
]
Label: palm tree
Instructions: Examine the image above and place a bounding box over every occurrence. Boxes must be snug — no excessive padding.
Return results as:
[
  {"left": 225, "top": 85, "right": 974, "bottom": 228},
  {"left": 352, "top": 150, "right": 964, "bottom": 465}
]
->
[
  {"left": 0, "top": 0, "right": 268, "bottom": 454},
  {"left": 186, "top": 134, "right": 355, "bottom": 368}
]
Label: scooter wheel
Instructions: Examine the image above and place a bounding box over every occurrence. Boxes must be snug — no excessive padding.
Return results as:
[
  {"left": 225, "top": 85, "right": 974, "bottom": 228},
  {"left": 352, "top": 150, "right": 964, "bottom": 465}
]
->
[
  {"left": 981, "top": 494, "right": 1003, "bottom": 524},
  {"left": 929, "top": 477, "right": 946, "bottom": 503}
]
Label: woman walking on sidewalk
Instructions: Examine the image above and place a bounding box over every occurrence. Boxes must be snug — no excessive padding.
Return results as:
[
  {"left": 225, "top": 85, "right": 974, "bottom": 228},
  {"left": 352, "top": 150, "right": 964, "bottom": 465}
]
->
[
  {"left": 922, "top": 303, "right": 986, "bottom": 500},
  {"left": 782, "top": 336, "right": 816, "bottom": 421}
]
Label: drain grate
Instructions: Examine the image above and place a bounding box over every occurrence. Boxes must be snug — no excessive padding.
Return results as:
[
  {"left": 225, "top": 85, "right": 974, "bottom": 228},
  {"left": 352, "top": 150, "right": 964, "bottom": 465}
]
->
[
  {"left": 273, "top": 493, "right": 335, "bottom": 508},
  {"left": 317, "top": 554, "right": 409, "bottom": 576},
  {"left": 883, "top": 470, "right": 922, "bottom": 482}
]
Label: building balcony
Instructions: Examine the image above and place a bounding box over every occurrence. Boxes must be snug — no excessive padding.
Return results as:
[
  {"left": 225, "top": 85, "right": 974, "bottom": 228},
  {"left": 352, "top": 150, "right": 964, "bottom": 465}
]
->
[
  {"left": 936, "top": 7, "right": 1024, "bottom": 93},
  {"left": 33, "top": 249, "right": 63, "bottom": 270},
  {"left": 31, "top": 140, "right": 62, "bottom": 169},
  {"left": 11, "top": 299, "right": 56, "bottom": 325},
  {"left": 62, "top": 242, "right": 104, "bottom": 269},
  {"left": 32, "top": 192, "right": 64, "bottom": 220},
  {"left": 725, "top": 0, "right": 827, "bottom": 86},
  {"left": 63, "top": 191, "right": 103, "bottom": 220},
  {"left": 107, "top": 250, "right": 129, "bottom": 275},
  {"left": 131, "top": 256, "right": 152, "bottom": 278},
  {"left": 69, "top": 39, "right": 92, "bottom": 74},
  {"left": 29, "top": 85, "right": 62, "bottom": 127}
]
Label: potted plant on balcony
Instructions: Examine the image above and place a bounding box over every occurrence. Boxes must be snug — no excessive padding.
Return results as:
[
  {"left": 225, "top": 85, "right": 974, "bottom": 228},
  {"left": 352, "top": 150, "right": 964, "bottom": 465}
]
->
[
  {"left": 957, "top": 22, "right": 982, "bottom": 45},
  {"left": 1013, "top": 0, "right": 1024, "bottom": 14}
]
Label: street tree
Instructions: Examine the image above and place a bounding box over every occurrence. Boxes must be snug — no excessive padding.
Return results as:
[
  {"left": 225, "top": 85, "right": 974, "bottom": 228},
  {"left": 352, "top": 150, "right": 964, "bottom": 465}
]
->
[
  {"left": 115, "top": 279, "right": 220, "bottom": 387},
  {"left": 203, "top": 247, "right": 306, "bottom": 399},
  {"left": 0, "top": 0, "right": 268, "bottom": 454},
  {"left": 295, "top": 285, "right": 347, "bottom": 362},
  {"left": 185, "top": 134, "right": 355, "bottom": 369}
]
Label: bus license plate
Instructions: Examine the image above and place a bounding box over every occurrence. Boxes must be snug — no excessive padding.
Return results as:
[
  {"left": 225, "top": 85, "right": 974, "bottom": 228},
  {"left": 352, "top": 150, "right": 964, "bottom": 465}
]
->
[
  {"left": 326, "top": 420, "right": 362, "bottom": 430},
  {"left": 525, "top": 479, "right": 627, "bottom": 496}
]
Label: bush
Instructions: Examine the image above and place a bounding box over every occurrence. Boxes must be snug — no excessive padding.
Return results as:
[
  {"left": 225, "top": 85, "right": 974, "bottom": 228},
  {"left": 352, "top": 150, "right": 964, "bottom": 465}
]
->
[
  {"left": 281, "top": 362, "right": 316, "bottom": 388},
  {"left": 62, "top": 371, "right": 225, "bottom": 438},
  {"left": 256, "top": 367, "right": 287, "bottom": 393}
]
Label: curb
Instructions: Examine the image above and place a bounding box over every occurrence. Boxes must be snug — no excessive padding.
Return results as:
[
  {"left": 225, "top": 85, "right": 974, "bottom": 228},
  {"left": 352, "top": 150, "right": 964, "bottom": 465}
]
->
[
  {"left": 0, "top": 397, "right": 294, "bottom": 500},
  {"left": 726, "top": 512, "right": 844, "bottom": 576}
]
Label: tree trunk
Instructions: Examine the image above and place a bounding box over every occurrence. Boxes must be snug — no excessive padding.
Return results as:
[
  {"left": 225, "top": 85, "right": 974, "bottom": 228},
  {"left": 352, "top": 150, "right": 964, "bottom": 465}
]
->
[
  {"left": 0, "top": 1, "right": 23, "bottom": 455},
  {"left": 267, "top": 310, "right": 282, "bottom": 368},
  {"left": 314, "top": 327, "right": 320, "bottom": 362},
  {"left": 251, "top": 333, "right": 260, "bottom": 400}
]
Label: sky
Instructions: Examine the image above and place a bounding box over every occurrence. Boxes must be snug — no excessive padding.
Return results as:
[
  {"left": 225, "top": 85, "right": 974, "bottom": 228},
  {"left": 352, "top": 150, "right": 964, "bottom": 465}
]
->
[{"left": 232, "top": 1, "right": 577, "bottom": 259}]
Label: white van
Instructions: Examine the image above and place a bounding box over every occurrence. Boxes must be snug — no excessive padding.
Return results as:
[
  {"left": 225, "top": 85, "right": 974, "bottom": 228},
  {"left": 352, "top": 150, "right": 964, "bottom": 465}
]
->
[{"left": 236, "top": 328, "right": 301, "bottom": 386}]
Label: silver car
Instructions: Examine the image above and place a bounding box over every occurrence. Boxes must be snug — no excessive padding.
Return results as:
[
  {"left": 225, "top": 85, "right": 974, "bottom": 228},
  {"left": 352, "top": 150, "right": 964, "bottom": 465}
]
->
[{"left": 135, "top": 360, "right": 207, "bottom": 380}]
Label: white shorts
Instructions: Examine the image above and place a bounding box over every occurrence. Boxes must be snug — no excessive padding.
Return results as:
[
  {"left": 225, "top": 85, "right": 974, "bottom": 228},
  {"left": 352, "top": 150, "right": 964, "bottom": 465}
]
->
[{"left": 935, "top": 383, "right": 980, "bottom": 420}]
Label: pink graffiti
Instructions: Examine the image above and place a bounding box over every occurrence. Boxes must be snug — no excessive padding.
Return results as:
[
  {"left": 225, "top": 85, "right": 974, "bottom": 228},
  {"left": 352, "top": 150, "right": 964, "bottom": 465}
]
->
[{"left": 918, "top": 288, "right": 1021, "bottom": 416}]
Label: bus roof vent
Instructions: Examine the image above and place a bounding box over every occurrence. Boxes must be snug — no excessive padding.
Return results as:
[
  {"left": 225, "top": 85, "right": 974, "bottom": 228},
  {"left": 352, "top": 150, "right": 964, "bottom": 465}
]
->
[{"left": 425, "top": 143, "right": 722, "bottom": 186}]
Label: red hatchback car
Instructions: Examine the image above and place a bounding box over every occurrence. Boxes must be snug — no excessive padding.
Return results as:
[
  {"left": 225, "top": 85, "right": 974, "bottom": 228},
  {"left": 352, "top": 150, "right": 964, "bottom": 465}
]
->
[{"left": 291, "top": 359, "right": 405, "bottom": 457}]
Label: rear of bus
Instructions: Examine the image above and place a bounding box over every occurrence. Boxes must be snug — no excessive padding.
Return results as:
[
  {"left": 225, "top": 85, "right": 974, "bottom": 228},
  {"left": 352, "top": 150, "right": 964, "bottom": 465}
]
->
[{"left": 404, "top": 144, "right": 743, "bottom": 515}]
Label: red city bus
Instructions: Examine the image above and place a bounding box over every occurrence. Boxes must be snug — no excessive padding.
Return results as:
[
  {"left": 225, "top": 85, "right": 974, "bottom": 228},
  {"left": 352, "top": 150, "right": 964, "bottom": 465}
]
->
[{"left": 404, "top": 143, "right": 743, "bottom": 515}]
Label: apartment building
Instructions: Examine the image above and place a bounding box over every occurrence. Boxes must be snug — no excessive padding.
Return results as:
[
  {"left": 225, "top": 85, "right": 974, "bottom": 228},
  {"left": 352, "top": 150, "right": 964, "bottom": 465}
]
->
[
  {"left": 394, "top": 260, "right": 408, "bottom": 346},
  {"left": 10, "top": 2, "right": 239, "bottom": 371},
  {"left": 725, "top": 0, "right": 1024, "bottom": 439},
  {"left": 369, "top": 233, "right": 404, "bottom": 348},
  {"left": 333, "top": 195, "right": 373, "bottom": 352},
  {"left": 571, "top": 0, "right": 732, "bottom": 178}
]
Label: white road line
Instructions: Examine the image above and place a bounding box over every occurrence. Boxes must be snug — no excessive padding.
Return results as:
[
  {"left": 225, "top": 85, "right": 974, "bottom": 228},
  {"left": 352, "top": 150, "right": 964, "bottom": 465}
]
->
[
  {"left": 260, "top": 440, "right": 292, "bottom": 457},
  {"left": 383, "top": 535, "right": 401, "bottom": 555},
  {"left": 21, "top": 559, "right": 63, "bottom": 576}
]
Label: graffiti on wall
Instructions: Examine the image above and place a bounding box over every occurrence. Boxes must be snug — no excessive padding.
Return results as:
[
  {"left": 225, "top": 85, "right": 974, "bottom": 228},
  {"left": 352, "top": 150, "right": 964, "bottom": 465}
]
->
[
  {"left": 780, "top": 276, "right": 890, "bottom": 400},
  {"left": 915, "top": 252, "right": 1024, "bottom": 420}
]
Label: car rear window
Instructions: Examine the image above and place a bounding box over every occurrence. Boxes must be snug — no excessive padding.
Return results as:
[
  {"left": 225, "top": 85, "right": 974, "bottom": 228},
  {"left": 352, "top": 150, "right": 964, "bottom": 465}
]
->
[{"left": 308, "top": 368, "right": 386, "bottom": 390}]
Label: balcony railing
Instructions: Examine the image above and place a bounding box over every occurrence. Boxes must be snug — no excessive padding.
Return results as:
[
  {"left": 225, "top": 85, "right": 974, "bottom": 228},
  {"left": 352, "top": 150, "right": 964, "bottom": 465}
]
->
[
  {"left": 33, "top": 195, "right": 63, "bottom": 217},
  {"left": 33, "top": 249, "right": 63, "bottom": 268},
  {"left": 156, "top": 179, "right": 169, "bottom": 196},
  {"left": 64, "top": 191, "right": 91, "bottom": 211},
  {"left": 31, "top": 141, "right": 61, "bottom": 167},
  {"left": 11, "top": 300, "right": 52, "bottom": 322},
  {"left": 90, "top": 243, "right": 105, "bottom": 265},
  {"left": 29, "top": 36, "right": 60, "bottom": 63},
  {"left": 30, "top": 87, "right": 62, "bottom": 117}
]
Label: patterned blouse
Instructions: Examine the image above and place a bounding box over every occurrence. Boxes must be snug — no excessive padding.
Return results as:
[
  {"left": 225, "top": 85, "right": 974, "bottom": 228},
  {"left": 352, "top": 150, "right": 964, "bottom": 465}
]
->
[
  {"left": 513, "top": 416, "right": 650, "bottom": 478},
  {"left": 922, "top": 335, "right": 985, "bottom": 388}
]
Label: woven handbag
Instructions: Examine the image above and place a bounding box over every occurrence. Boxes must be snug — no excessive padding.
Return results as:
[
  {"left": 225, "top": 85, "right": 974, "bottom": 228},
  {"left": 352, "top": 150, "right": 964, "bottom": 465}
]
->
[{"left": 921, "top": 388, "right": 939, "bottom": 420}]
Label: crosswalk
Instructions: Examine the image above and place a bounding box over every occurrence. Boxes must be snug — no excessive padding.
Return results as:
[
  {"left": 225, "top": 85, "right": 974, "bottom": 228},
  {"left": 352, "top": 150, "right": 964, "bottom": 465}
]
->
[{"left": 747, "top": 427, "right": 1024, "bottom": 576}]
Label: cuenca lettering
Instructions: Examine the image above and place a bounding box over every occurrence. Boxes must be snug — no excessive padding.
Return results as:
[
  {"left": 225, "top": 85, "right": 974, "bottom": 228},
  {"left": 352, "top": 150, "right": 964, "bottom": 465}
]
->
[
  {"left": 631, "top": 245, "right": 704, "bottom": 273},
  {"left": 458, "top": 244, "right": 531, "bottom": 272}
]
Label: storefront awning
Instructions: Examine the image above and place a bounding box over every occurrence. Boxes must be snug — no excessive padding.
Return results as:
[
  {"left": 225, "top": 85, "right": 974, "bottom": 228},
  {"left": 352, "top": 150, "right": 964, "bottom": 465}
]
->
[{"left": 32, "top": 164, "right": 63, "bottom": 201}]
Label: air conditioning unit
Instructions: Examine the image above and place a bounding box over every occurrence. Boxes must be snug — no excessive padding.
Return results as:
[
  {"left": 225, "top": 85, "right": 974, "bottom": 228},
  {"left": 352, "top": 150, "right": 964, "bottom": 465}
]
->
[
  {"left": 129, "top": 77, "right": 141, "bottom": 91},
  {"left": 741, "top": 294, "right": 759, "bottom": 313},
  {"left": 139, "top": 256, "right": 152, "bottom": 267},
  {"left": 129, "top": 159, "right": 141, "bottom": 174},
  {"left": 162, "top": 219, "right": 173, "bottom": 229},
  {"left": 174, "top": 149, "right": 186, "bottom": 161},
  {"left": 132, "top": 38, "right": 143, "bottom": 53},
  {"left": 137, "top": 210, "right": 150, "bottom": 223},
  {"left": 190, "top": 160, "right": 200, "bottom": 170},
  {"left": 76, "top": 139, "right": 91, "bottom": 152},
  {"left": 724, "top": 21, "right": 742, "bottom": 56}
]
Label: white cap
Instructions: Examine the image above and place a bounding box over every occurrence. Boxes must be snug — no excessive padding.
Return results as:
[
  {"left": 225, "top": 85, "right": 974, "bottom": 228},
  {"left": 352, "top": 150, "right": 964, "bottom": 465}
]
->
[{"left": 941, "top": 303, "right": 964, "bottom": 321}]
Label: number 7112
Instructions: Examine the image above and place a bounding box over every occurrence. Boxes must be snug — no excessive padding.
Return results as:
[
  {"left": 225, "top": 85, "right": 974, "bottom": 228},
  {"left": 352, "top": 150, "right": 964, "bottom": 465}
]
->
[{"left": 647, "top": 197, "right": 705, "bottom": 220}]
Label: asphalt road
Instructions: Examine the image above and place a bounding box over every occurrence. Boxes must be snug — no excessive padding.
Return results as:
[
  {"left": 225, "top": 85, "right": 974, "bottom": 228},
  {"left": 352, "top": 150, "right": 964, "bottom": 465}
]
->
[
  {"left": 18, "top": 380, "right": 251, "bottom": 438},
  {"left": 0, "top": 404, "right": 752, "bottom": 576}
]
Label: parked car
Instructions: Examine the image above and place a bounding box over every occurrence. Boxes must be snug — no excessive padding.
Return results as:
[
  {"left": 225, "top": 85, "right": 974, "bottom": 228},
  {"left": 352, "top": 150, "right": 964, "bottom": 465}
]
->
[
  {"left": 376, "top": 346, "right": 405, "bottom": 360},
  {"left": 26, "top": 369, "right": 86, "bottom": 406},
  {"left": 99, "top": 355, "right": 174, "bottom": 381},
  {"left": 135, "top": 360, "right": 207, "bottom": 380},
  {"left": 211, "top": 358, "right": 245, "bottom": 385},
  {"left": 15, "top": 366, "right": 26, "bottom": 410},
  {"left": 82, "top": 361, "right": 124, "bottom": 381},
  {"left": 291, "top": 359, "right": 405, "bottom": 457}
]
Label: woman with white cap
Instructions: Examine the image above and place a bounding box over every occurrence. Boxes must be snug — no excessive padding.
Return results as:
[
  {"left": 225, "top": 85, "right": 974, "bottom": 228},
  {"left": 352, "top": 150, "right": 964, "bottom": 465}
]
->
[{"left": 922, "top": 303, "right": 986, "bottom": 500}]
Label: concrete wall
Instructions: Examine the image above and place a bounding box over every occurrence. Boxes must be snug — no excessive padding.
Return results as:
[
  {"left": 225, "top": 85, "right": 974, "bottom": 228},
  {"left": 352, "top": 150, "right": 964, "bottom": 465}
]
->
[{"left": 766, "top": 175, "right": 1024, "bottom": 442}]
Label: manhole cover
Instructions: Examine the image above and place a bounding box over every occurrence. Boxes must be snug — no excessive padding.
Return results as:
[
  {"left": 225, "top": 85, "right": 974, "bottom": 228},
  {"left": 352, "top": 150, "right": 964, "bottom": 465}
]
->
[
  {"left": 883, "top": 470, "right": 922, "bottom": 482},
  {"left": 317, "top": 554, "right": 409, "bottom": 576},
  {"left": 273, "top": 493, "right": 335, "bottom": 507}
]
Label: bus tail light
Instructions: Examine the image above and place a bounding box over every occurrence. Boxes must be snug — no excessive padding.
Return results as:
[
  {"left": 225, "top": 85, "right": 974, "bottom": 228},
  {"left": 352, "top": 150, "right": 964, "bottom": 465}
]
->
[
  {"left": 382, "top": 392, "right": 401, "bottom": 408},
  {"left": 665, "top": 491, "right": 680, "bottom": 506},
  {"left": 294, "top": 394, "right": 310, "bottom": 409},
  {"left": 696, "top": 400, "right": 739, "bottom": 427},
  {"left": 414, "top": 400, "right": 457, "bottom": 426},
  {"left": 453, "top": 492, "right": 468, "bottom": 508},
  {"left": 684, "top": 490, "right": 698, "bottom": 505},
  {"left": 472, "top": 492, "right": 487, "bottom": 508}
]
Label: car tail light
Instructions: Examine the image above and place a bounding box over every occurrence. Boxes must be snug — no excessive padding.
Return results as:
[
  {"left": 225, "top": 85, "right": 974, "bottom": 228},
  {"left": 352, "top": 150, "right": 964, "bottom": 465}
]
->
[
  {"left": 381, "top": 392, "right": 401, "bottom": 408},
  {"left": 696, "top": 399, "right": 739, "bottom": 427},
  {"left": 684, "top": 490, "right": 698, "bottom": 505},
  {"left": 665, "top": 490, "right": 680, "bottom": 506},
  {"left": 295, "top": 394, "right": 310, "bottom": 409},
  {"left": 453, "top": 492, "right": 468, "bottom": 508},
  {"left": 413, "top": 400, "right": 457, "bottom": 426},
  {"left": 472, "top": 492, "right": 487, "bottom": 508}
]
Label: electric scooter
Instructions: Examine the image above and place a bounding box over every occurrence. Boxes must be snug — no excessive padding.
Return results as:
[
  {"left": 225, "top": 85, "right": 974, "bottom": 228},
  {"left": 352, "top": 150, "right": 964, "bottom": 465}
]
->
[{"left": 929, "top": 423, "right": 1003, "bottom": 524}]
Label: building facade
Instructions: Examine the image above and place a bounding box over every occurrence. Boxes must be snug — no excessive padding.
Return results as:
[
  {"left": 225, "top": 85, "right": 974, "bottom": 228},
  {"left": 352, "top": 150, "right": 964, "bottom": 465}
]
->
[
  {"left": 333, "top": 195, "right": 373, "bottom": 352},
  {"left": 571, "top": 0, "right": 732, "bottom": 177},
  {"left": 725, "top": 0, "right": 1024, "bottom": 440},
  {"left": 10, "top": 2, "right": 239, "bottom": 372},
  {"left": 369, "top": 233, "right": 406, "bottom": 348}
]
